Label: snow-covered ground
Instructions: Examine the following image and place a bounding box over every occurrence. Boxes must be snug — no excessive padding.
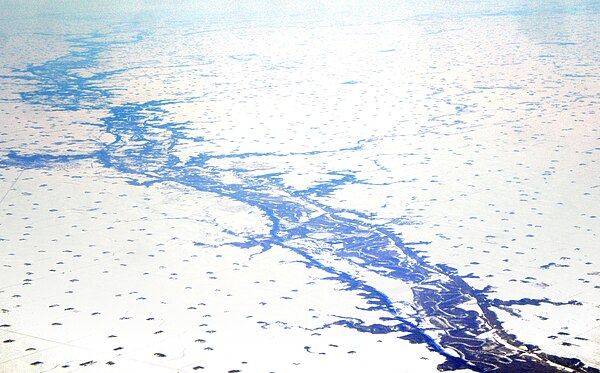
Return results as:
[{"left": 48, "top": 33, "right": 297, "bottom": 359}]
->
[{"left": 1, "top": 1, "right": 599, "bottom": 372}]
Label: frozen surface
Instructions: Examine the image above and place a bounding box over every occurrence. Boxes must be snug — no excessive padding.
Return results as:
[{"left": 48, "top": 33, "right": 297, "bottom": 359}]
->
[{"left": 1, "top": 1, "right": 599, "bottom": 372}]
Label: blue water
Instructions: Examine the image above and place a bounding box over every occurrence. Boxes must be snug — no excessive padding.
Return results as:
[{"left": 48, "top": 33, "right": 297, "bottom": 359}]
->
[{"left": 2, "top": 1, "right": 599, "bottom": 372}]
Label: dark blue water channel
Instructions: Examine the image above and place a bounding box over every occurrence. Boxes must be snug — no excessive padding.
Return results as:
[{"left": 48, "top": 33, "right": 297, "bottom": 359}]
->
[{"left": 2, "top": 31, "right": 597, "bottom": 373}]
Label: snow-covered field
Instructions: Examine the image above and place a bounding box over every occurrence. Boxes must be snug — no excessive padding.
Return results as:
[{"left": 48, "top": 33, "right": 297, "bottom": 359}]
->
[{"left": 1, "top": 1, "right": 599, "bottom": 372}]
